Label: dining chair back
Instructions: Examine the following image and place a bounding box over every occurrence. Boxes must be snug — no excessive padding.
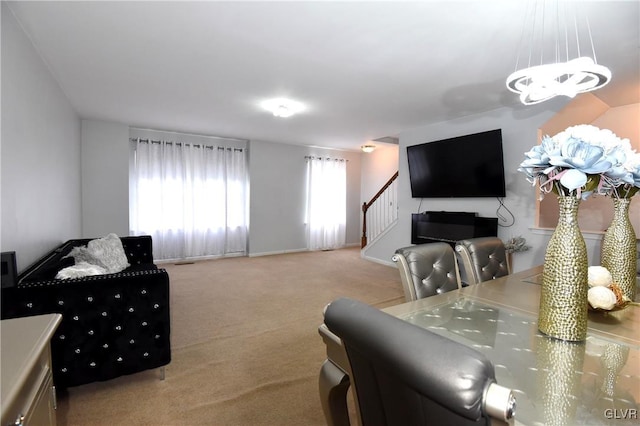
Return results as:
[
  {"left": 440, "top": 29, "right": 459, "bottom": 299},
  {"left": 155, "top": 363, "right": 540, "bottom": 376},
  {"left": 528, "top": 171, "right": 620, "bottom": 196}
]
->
[
  {"left": 455, "top": 237, "right": 510, "bottom": 286},
  {"left": 323, "top": 297, "right": 516, "bottom": 426},
  {"left": 392, "top": 242, "right": 461, "bottom": 302}
]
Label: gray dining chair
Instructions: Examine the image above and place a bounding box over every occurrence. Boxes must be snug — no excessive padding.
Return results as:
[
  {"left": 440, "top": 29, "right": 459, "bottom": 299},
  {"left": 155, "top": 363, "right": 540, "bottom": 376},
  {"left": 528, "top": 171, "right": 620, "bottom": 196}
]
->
[
  {"left": 323, "top": 297, "right": 516, "bottom": 426},
  {"left": 392, "top": 242, "right": 461, "bottom": 302},
  {"left": 455, "top": 237, "right": 510, "bottom": 286}
]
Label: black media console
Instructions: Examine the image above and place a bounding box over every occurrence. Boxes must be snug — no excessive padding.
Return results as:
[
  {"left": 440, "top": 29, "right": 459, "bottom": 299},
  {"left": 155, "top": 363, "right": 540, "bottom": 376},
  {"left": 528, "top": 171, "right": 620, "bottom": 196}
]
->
[{"left": 411, "top": 211, "right": 498, "bottom": 246}]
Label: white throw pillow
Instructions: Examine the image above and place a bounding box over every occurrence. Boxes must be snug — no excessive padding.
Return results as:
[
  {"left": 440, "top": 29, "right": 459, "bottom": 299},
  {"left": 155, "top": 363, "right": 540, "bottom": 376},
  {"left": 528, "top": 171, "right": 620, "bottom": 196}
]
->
[
  {"left": 66, "top": 233, "right": 130, "bottom": 274},
  {"left": 56, "top": 261, "right": 108, "bottom": 279}
]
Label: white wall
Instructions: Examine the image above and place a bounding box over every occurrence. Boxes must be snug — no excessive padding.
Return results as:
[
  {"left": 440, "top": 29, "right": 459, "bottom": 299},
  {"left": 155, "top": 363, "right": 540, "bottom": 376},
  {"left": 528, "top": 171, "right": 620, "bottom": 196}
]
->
[
  {"left": 7, "top": 0, "right": 602, "bottom": 270},
  {"left": 363, "top": 98, "right": 584, "bottom": 272},
  {"left": 1, "top": 1, "right": 364, "bottom": 269},
  {"left": 81, "top": 120, "right": 130, "bottom": 237},
  {"left": 248, "top": 140, "right": 361, "bottom": 256},
  {"left": 77, "top": 128, "right": 363, "bottom": 258},
  {"left": 360, "top": 144, "right": 399, "bottom": 202},
  {"left": 1, "top": 3, "right": 82, "bottom": 271}
]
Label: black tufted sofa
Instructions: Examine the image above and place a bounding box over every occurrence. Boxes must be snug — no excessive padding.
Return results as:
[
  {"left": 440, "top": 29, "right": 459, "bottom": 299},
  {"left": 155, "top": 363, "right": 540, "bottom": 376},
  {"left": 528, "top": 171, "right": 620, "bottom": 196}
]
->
[{"left": 1, "top": 236, "right": 171, "bottom": 388}]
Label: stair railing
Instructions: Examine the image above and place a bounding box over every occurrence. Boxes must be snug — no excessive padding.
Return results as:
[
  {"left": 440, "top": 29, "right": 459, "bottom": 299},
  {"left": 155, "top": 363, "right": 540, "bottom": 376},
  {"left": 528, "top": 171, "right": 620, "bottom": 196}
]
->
[{"left": 362, "top": 171, "right": 399, "bottom": 248}]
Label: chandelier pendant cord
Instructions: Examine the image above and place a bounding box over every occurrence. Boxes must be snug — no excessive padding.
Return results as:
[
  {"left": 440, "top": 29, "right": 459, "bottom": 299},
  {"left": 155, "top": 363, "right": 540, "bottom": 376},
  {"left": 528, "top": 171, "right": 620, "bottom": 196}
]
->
[
  {"left": 513, "top": 0, "right": 531, "bottom": 73},
  {"left": 585, "top": 14, "right": 597, "bottom": 64},
  {"left": 505, "top": 0, "right": 611, "bottom": 105}
]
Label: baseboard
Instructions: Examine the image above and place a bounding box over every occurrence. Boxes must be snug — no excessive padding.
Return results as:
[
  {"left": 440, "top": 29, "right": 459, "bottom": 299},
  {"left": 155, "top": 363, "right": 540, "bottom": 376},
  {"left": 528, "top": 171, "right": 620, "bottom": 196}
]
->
[
  {"left": 360, "top": 252, "right": 397, "bottom": 268},
  {"left": 249, "top": 243, "right": 360, "bottom": 257},
  {"left": 157, "top": 252, "right": 245, "bottom": 264},
  {"left": 248, "top": 248, "right": 309, "bottom": 257}
]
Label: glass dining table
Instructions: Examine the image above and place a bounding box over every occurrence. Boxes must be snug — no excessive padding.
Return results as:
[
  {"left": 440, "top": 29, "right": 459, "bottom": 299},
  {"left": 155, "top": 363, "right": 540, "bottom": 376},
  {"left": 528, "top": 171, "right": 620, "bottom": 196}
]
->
[{"left": 318, "top": 266, "right": 640, "bottom": 426}]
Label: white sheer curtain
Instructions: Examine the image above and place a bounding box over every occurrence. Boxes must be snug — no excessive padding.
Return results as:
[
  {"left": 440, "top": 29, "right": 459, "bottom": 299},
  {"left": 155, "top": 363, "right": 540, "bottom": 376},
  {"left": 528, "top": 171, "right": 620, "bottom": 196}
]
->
[
  {"left": 130, "top": 139, "right": 247, "bottom": 260},
  {"left": 306, "top": 156, "right": 347, "bottom": 250}
]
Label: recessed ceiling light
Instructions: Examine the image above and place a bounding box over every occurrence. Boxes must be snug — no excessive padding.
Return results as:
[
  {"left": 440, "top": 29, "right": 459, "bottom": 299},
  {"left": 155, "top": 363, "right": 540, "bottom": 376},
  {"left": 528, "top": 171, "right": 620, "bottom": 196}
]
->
[{"left": 261, "top": 98, "right": 305, "bottom": 118}]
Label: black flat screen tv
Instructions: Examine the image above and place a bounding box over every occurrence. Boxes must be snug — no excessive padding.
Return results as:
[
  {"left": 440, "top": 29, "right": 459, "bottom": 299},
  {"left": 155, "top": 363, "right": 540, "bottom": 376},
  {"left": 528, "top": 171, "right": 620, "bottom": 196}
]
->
[{"left": 407, "top": 129, "right": 506, "bottom": 198}]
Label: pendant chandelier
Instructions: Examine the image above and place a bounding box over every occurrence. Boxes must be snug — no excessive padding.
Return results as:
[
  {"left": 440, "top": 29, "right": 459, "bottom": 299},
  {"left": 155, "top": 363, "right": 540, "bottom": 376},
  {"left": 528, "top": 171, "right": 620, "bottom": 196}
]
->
[{"left": 506, "top": 1, "right": 611, "bottom": 105}]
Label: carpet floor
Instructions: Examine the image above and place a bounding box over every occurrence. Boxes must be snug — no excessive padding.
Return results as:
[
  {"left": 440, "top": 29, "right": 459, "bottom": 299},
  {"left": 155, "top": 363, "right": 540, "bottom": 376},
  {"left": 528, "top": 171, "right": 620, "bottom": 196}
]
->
[{"left": 55, "top": 248, "right": 404, "bottom": 425}]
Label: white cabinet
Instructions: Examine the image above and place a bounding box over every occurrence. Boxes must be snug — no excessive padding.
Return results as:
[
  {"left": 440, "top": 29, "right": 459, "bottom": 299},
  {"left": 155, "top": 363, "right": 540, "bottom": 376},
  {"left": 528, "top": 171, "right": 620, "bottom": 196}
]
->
[{"left": 1, "top": 314, "right": 62, "bottom": 426}]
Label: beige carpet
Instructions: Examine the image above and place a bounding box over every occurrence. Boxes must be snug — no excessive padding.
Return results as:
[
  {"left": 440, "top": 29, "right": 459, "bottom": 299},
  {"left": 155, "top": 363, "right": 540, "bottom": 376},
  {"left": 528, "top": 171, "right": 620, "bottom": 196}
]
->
[{"left": 55, "top": 247, "right": 404, "bottom": 425}]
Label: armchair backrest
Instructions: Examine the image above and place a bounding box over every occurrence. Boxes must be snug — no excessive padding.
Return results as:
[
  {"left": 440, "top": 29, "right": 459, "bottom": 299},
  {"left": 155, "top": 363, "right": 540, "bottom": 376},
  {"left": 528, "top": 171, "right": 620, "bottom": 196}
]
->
[
  {"left": 392, "top": 242, "right": 461, "bottom": 302},
  {"left": 323, "top": 297, "right": 516, "bottom": 426},
  {"left": 455, "top": 237, "right": 509, "bottom": 286}
]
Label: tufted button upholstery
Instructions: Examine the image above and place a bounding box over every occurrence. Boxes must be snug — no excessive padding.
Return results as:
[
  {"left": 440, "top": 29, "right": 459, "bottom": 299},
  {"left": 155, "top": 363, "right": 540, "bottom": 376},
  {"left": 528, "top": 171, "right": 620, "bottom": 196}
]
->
[
  {"left": 1, "top": 235, "right": 171, "bottom": 388},
  {"left": 392, "top": 243, "right": 461, "bottom": 302},
  {"left": 455, "top": 237, "right": 510, "bottom": 286},
  {"left": 121, "top": 237, "right": 154, "bottom": 265},
  {"left": 324, "top": 298, "right": 511, "bottom": 425}
]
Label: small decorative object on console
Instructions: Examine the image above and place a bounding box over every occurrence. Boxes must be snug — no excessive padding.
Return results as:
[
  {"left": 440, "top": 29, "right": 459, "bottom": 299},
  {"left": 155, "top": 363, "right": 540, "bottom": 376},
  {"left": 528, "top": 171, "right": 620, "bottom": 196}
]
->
[
  {"left": 503, "top": 236, "right": 530, "bottom": 270},
  {"left": 504, "top": 236, "right": 531, "bottom": 254}
]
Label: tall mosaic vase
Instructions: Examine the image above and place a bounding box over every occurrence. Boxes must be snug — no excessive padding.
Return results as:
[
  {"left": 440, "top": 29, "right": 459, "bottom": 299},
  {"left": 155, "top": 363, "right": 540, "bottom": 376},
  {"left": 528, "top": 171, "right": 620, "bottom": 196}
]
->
[
  {"left": 539, "top": 196, "right": 588, "bottom": 341},
  {"left": 601, "top": 198, "right": 637, "bottom": 301},
  {"left": 600, "top": 343, "right": 629, "bottom": 397},
  {"left": 535, "top": 336, "right": 586, "bottom": 426}
]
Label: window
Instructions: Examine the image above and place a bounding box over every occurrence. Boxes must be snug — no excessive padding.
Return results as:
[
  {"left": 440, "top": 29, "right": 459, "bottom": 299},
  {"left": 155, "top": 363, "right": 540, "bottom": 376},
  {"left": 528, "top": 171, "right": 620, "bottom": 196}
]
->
[
  {"left": 130, "top": 135, "right": 247, "bottom": 260},
  {"left": 305, "top": 156, "right": 347, "bottom": 250}
]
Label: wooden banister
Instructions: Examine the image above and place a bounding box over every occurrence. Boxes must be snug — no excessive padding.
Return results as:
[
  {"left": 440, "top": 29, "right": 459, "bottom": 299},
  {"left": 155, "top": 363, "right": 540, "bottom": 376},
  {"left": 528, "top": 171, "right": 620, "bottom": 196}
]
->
[{"left": 362, "top": 171, "right": 399, "bottom": 248}]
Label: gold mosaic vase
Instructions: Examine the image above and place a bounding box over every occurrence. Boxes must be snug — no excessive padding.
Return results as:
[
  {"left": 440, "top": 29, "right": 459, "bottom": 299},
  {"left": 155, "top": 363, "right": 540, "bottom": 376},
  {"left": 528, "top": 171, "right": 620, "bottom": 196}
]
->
[
  {"left": 535, "top": 336, "right": 585, "bottom": 426},
  {"left": 600, "top": 343, "right": 629, "bottom": 397},
  {"left": 601, "top": 198, "right": 637, "bottom": 301},
  {"left": 539, "top": 196, "right": 588, "bottom": 341}
]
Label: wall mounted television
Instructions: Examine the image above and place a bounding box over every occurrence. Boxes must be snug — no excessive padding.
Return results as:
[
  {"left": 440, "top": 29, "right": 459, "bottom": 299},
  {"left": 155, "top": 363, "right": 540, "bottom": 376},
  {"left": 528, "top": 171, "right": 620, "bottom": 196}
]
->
[{"left": 407, "top": 129, "right": 506, "bottom": 198}]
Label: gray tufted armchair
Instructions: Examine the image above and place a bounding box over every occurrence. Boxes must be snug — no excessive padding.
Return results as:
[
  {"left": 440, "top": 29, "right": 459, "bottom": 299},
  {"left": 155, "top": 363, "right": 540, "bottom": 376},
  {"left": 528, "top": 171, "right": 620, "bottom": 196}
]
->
[
  {"left": 455, "top": 237, "right": 510, "bottom": 286},
  {"left": 323, "top": 297, "right": 517, "bottom": 426},
  {"left": 392, "top": 243, "right": 462, "bottom": 302}
]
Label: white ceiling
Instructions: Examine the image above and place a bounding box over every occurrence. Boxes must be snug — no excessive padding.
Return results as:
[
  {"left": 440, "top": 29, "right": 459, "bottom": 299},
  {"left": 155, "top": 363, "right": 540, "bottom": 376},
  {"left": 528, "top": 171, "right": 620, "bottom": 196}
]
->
[{"left": 7, "top": 1, "right": 640, "bottom": 151}]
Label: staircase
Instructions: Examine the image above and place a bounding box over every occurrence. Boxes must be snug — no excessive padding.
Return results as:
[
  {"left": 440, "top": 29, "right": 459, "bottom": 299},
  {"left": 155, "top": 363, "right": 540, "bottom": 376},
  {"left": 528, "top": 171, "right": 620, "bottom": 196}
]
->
[{"left": 361, "top": 172, "right": 399, "bottom": 248}]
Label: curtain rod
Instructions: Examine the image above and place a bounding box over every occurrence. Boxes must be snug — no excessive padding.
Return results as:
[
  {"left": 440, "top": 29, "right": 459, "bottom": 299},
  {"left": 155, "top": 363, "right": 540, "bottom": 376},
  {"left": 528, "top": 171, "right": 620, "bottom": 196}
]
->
[
  {"left": 129, "top": 127, "right": 248, "bottom": 143},
  {"left": 130, "top": 138, "right": 243, "bottom": 151},
  {"left": 305, "top": 156, "right": 348, "bottom": 162}
]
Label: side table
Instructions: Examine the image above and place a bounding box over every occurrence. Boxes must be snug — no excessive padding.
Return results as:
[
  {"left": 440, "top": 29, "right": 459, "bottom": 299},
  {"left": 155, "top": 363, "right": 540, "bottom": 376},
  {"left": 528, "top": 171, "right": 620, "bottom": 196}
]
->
[{"left": 1, "top": 313, "right": 62, "bottom": 426}]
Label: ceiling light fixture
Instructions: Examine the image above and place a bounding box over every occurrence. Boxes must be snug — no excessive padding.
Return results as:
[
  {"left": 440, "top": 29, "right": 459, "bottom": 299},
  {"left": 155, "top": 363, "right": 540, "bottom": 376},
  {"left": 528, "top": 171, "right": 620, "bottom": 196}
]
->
[
  {"left": 506, "top": 1, "right": 611, "bottom": 105},
  {"left": 261, "top": 98, "right": 305, "bottom": 118},
  {"left": 361, "top": 145, "right": 376, "bottom": 153}
]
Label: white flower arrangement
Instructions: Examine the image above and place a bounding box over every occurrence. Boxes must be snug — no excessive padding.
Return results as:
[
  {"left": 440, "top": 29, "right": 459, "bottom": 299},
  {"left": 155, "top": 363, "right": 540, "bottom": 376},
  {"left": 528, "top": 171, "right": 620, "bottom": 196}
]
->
[{"left": 518, "top": 124, "right": 640, "bottom": 200}]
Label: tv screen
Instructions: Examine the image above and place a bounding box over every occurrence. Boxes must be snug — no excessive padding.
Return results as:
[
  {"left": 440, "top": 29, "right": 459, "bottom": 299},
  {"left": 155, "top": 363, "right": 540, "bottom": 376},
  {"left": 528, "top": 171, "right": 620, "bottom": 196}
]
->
[{"left": 407, "top": 129, "right": 506, "bottom": 198}]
